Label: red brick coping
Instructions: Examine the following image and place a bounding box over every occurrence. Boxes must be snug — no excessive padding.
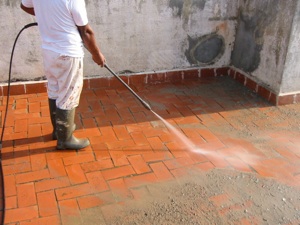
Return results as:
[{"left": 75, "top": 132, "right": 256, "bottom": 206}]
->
[{"left": 1, "top": 67, "right": 299, "bottom": 106}]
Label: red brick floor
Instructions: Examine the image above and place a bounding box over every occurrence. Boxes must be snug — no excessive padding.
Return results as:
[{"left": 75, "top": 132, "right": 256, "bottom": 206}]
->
[{"left": 0, "top": 76, "right": 300, "bottom": 224}]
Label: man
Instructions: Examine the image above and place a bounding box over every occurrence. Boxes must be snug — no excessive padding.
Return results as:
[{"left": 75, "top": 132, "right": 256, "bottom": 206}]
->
[{"left": 21, "top": 0, "right": 106, "bottom": 150}]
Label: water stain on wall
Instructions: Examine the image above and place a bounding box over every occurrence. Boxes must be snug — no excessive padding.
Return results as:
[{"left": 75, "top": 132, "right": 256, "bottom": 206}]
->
[
  {"left": 186, "top": 33, "right": 225, "bottom": 66},
  {"left": 169, "top": 0, "right": 206, "bottom": 17},
  {"left": 231, "top": 0, "right": 280, "bottom": 72},
  {"left": 2, "top": 0, "right": 18, "bottom": 7}
]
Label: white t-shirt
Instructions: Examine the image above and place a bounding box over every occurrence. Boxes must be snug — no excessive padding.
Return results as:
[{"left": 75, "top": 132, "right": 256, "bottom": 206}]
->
[{"left": 22, "top": 0, "right": 88, "bottom": 57}]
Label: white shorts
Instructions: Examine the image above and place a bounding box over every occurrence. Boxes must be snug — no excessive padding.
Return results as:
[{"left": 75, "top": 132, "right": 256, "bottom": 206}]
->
[{"left": 42, "top": 49, "right": 84, "bottom": 110}]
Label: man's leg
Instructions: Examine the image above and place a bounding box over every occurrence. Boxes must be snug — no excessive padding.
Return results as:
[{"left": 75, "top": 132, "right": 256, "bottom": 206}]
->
[
  {"left": 43, "top": 49, "right": 59, "bottom": 140},
  {"left": 43, "top": 49, "right": 90, "bottom": 150}
]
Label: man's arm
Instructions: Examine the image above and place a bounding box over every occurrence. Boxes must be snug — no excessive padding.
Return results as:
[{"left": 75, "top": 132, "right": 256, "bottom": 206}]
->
[
  {"left": 20, "top": 3, "right": 35, "bottom": 16},
  {"left": 77, "top": 24, "right": 106, "bottom": 67}
]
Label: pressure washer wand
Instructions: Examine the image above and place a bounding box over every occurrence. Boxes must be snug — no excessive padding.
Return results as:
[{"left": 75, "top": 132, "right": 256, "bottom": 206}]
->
[{"left": 104, "top": 64, "right": 151, "bottom": 111}]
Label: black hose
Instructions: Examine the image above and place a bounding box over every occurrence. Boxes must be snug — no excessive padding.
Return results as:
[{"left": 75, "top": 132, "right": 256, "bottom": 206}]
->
[
  {"left": 0, "top": 22, "right": 37, "bottom": 148},
  {"left": 0, "top": 22, "right": 38, "bottom": 225}
]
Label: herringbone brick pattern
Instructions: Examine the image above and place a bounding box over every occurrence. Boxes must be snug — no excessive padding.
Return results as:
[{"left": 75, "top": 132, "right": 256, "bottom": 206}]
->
[{"left": 0, "top": 76, "right": 299, "bottom": 224}]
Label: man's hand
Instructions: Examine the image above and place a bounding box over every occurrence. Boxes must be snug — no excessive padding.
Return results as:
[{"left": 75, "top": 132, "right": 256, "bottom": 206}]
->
[
  {"left": 92, "top": 52, "right": 106, "bottom": 67},
  {"left": 77, "top": 24, "right": 106, "bottom": 67}
]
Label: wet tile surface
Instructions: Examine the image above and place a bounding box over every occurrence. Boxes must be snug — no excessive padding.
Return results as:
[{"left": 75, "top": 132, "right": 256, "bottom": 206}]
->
[{"left": 0, "top": 76, "right": 300, "bottom": 224}]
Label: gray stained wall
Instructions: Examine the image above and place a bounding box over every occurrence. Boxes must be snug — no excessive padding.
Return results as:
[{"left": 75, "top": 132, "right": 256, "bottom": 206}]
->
[
  {"left": 232, "top": 0, "right": 299, "bottom": 95},
  {"left": 0, "top": 0, "right": 299, "bottom": 95}
]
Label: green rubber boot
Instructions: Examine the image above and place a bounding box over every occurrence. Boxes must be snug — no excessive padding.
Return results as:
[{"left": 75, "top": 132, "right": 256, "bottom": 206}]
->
[
  {"left": 49, "top": 99, "right": 76, "bottom": 140},
  {"left": 48, "top": 99, "right": 57, "bottom": 140},
  {"left": 56, "top": 108, "right": 90, "bottom": 150}
]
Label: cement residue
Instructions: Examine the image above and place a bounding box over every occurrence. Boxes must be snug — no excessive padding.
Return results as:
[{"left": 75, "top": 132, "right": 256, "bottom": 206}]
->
[{"left": 98, "top": 169, "right": 300, "bottom": 225}]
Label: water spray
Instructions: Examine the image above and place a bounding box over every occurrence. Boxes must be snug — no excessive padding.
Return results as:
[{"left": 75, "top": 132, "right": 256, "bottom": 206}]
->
[{"left": 104, "top": 64, "right": 152, "bottom": 111}]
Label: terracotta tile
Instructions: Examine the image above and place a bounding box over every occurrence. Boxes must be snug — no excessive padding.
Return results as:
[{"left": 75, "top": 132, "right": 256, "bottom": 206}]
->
[
  {"left": 35, "top": 177, "right": 70, "bottom": 193},
  {"left": 20, "top": 215, "right": 61, "bottom": 225},
  {"left": 197, "top": 129, "right": 220, "bottom": 142},
  {"left": 2, "top": 84, "right": 26, "bottom": 96},
  {"left": 295, "top": 93, "right": 300, "bottom": 103},
  {"left": 109, "top": 150, "right": 129, "bottom": 167},
  {"left": 200, "top": 68, "right": 215, "bottom": 78},
  {"left": 102, "top": 165, "right": 135, "bottom": 181},
  {"left": 142, "top": 151, "right": 173, "bottom": 163},
  {"left": 37, "top": 190, "right": 58, "bottom": 217},
  {"left": 62, "top": 153, "right": 95, "bottom": 166},
  {"left": 109, "top": 75, "right": 129, "bottom": 88},
  {"left": 28, "top": 116, "right": 50, "bottom": 125},
  {"left": 130, "top": 186, "right": 150, "bottom": 200},
  {"left": 3, "top": 163, "right": 32, "bottom": 176},
  {"left": 257, "top": 85, "right": 271, "bottom": 101},
  {"left": 16, "top": 169, "right": 50, "bottom": 184},
  {"left": 164, "top": 157, "right": 195, "bottom": 170},
  {"left": 225, "top": 157, "right": 252, "bottom": 173},
  {"left": 83, "top": 78, "right": 89, "bottom": 89},
  {"left": 187, "top": 151, "right": 208, "bottom": 163},
  {"left": 100, "top": 204, "right": 124, "bottom": 223},
  {"left": 183, "top": 69, "right": 199, "bottom": 79},
  {"left": 235, "top": 71, "right": 246, "bottom": 85},
  {"left": 124, "top": 173, "right": 157, "bottom": 188},
  {"left": 55, "top": 183, "right": 94, "bottom": 201},
  {"left": 26, "top": 82, "right": 47, "bottom": 94},
  {"left": 170, "top": 167, "right": 189, "bottom": 178},
  {"left": 148, "top": 72, "right": 166, "bottom": 84},
  {"left": 205, "top": 153, "right": 229, "bottom": 168},
  {"left": 108, "top": 178, "right": 132, "bottom": 201},
  {"left": 147, "top": 136, "right": 166, "bottom": 150},
  {"left": 194, "top": 161, "right": 215, "bottom": 171},
  {"left": 5, "top": 206, "right": 38, "bottom": 224},
  {"left": 65, "top": 164, "right": 87, "bottom": 185},
  {"left": 58, "top": 199, "right": 80, "bottom": 225},
  {"left": 113, "top": 125, "right": 131, "bottom": 140},
  {"left": 77, "top": 192, "right": 114, "bottom": 210},
  {"left": 165, "top": 71, "right": 182, "bottom": 82},
  {"left": 129, "top": 74, "right": 147, "bottom": 85},
  {"left": 47, "top": 158, "right": 67, "bottom": 178},
  {"left": 128, "top": 155, "right": 151, "bottom": 174},
  {"left": 82, "top": 117, "right": 97, "bottom": 129},
  {"left": 5, "top": 196, "right": 17, "bottom": 210},
  {"left": 269, "top": 92, "right": 277, "bottom": 105},
  {"left": 86, "top": 171, "right": 109, "bottom": 192},
  {"left": 245, "top": 78, "right": 257, "bottom": 91},
  {"left": 215, "top": 67, "right": 229, "bottom": 76},
  {"left": 81, "top": 159, "right": 114, "bottom": 173},
  {"left": 150, "top": 162, "right": 173, "bottom": 181},
  {"left": 106, "top": 139, "right": 136, "bottom": 150},
  {"left": 75, "top": 128, "right": 101, "bottom": 139},
  {"left": 17, "top": 183, "right": 37, "bottom": 207},
  {"left": 277, "top": 95, "right": 294, "bottom": 105},
  {"left": 27, "top": 124, "right": 42, "bottom": 138},
  {"left": 89, "top": 77, "right": 110, "bottom": 89},
  {"left": 130, "top": 131, "right": 149, "bottom": 146}
]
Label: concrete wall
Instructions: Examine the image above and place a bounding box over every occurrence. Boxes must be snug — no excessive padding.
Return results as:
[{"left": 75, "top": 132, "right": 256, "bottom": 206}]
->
[
  {"left": 231, "top": 0, "right": 298, "bottom": 94},
  {"left": 0, "top": 0, "right": 238, "bottom": 82},
  {"left": 1, "top": 0, "right": 299, "bottom": 97},
  {"left": 280, "top": 0, "right": 300, "bottom": 95}
]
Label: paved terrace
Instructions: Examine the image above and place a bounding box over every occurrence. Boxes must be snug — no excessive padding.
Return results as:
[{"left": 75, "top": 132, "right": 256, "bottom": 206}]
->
[{"left": 0, "top": 75, "right": 300, "bottom": 224}]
